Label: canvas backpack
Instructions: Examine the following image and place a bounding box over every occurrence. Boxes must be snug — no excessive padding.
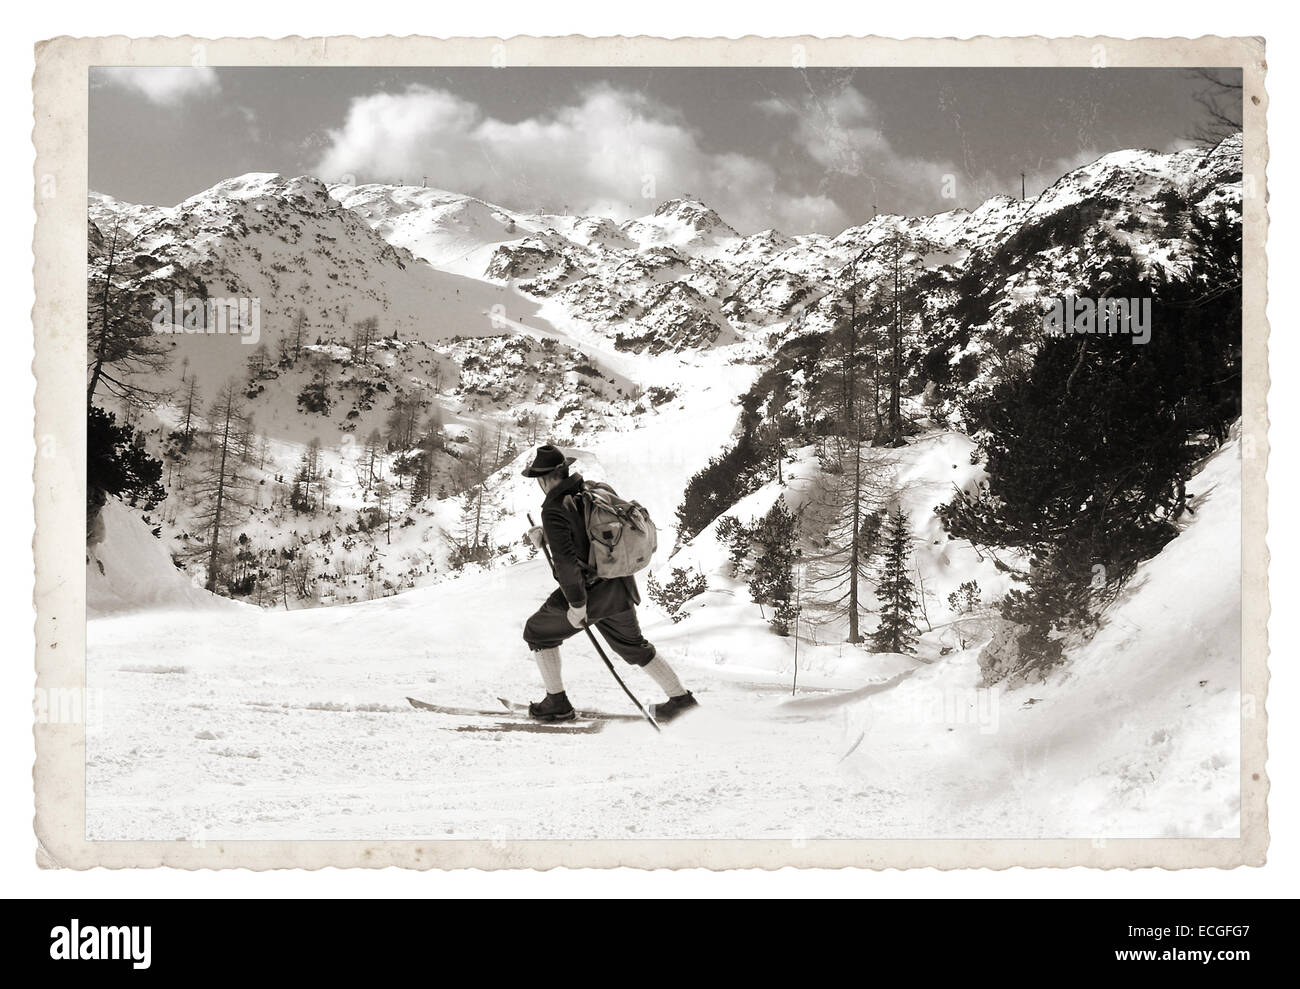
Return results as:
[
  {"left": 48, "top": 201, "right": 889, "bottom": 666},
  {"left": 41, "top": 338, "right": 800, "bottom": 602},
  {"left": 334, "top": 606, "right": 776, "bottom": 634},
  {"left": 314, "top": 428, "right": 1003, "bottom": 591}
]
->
[{"left": 565, "top": 481, "right": 658, "bottom": 578}]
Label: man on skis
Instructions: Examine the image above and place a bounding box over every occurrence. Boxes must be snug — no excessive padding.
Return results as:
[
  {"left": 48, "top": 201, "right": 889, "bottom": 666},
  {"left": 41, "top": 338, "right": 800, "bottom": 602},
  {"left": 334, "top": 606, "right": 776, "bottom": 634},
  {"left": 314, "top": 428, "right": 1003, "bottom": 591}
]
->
[{"left": 520, "top": 444, "right": 698, "bottom": 724}]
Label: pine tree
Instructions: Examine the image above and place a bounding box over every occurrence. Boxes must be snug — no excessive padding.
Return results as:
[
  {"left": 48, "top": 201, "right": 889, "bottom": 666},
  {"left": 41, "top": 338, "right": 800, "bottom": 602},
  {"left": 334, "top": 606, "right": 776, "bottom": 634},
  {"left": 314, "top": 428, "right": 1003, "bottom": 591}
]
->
[
  {"left": 947, "top": 579, "right": 982, "bottom": 649},
  {"left": 870, "top": 508, "right": 920, "bottom": 654},
  {"left": 375, "top": 478, "right": 395, "bottom": 545},
  {"left": 939, "top": 216, "right": 1241, "bottom": 661},
  {"left": 279, "top": 307, "right": 307, "bottom": 367},
  {"left": 385, "top": 390, "right": 424, "bottom": 450},
  {"left": 292, "top": 301, "right": 308, "bottom": 362},
  {"left": 192, "top": 380, "right": 252, "bottom": 592},
  {"left": 351, "top": 315, "right": 379, "bottom": 362},
  {"left": 805, "top": 416, "right": 892, "bottom": 643},
  {"left": 451, "top": 427, "right": 501, "bottom": 562},
  {"left": 409, "top": 452, "right": 433, "bottom": 509},
  {"left": 87, "top": 210, "right": 172, "bottom": 408},
  {"left": 360, "top": 428, "right": 385, "bottom": 491},
  {"left": 86, "top": 405, "right": 166, "bottom": 537},
  {"left": 799, "top": 250, "right": 897, "bottom": 642},
  {"left": 255, "top": 432, "right": 272, "bottom": 470},
  {"left": 292, "top": 438, "right": 324, "bottom": 514},
  {"left": 391, "top": 451, "right": 420, "bottom": 489},
  {"left": 749, "top": 498, "right": 799, "bottom": 636},
  {"left": 245, "top": 342, "right": 271, "bottom": 381},
  {"left": 235, "top": 414, "right": 258, "bottom": 466},
  {"left": 406, "top": 414, "right": 442, "bottom": 508},
  {"left": 288, "top": 550, "right": 313, "bottom": 601},
  {"left": 714, "top": 515, "right": 751, "bottom": 577},
  {"left": 175, "top": 363, "right": 202, "bottom": 450}
]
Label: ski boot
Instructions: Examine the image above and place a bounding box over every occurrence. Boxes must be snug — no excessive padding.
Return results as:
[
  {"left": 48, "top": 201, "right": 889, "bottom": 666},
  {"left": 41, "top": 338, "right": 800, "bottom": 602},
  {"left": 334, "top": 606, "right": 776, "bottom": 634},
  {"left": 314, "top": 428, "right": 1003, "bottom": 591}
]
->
[
  {"left": 650, "top": 691, "right": 699, "bottom": 724},
  {"left": 528, "top": 691, "right": 576, "bottom": 723}
]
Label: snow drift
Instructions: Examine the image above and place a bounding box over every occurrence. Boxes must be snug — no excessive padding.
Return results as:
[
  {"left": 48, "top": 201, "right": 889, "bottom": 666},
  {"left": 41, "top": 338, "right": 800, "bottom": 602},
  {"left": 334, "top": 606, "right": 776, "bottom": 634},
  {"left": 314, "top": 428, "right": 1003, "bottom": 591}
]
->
[
  {"left": 820, "top": 429, "right": 1242, "bottom": 837},
  {"left": 87, "top": 500, "right": 246, "bottom": 617}
]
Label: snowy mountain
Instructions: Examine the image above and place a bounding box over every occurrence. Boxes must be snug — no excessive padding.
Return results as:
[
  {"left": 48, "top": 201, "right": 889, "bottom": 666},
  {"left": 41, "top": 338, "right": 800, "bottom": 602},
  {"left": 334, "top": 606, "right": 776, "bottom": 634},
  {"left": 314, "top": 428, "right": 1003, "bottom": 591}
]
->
[
  {"left": 86, "top": 134, "right": 1242, "bottom": 610},
  {"left": 89, "top": 172, "right": 547, "bottom": 399},
  {"left": 325, "top": 136, "right": 1241, "bottom": 361},
  {"left": 92, "top": 135, "right": 1242, "bottom": 376},
  {"left": 619, "top": 198, "right": 741, "bottom": 250}
]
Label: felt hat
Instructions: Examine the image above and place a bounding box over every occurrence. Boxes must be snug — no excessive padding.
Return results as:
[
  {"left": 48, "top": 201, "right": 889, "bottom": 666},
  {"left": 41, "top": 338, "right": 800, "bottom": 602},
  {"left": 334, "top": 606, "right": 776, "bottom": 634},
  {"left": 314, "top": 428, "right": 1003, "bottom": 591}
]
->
[{"left": 520, "top": 444, "right": 576, "bottom": 478}]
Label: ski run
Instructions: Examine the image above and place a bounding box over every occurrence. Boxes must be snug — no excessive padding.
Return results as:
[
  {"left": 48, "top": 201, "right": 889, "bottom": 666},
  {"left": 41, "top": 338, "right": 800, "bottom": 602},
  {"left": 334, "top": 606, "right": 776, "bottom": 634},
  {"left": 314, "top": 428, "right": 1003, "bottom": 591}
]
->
[
  {"left": 85, "top": 136, "right": 1243, "bottom": 841},
  {"left": 86, "top": 426, "right": 1239, "bottom": 840}
]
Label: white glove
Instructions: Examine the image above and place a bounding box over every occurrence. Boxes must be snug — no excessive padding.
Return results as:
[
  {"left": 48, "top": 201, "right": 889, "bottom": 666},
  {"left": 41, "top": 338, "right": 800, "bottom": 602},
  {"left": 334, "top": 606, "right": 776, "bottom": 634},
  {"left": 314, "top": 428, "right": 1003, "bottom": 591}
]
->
[
  {"left": 525, "top": 526, "right": 545, "bottom": 549},
  {"left": 566, "top": 604, "right": 588, "bottom": 628}
]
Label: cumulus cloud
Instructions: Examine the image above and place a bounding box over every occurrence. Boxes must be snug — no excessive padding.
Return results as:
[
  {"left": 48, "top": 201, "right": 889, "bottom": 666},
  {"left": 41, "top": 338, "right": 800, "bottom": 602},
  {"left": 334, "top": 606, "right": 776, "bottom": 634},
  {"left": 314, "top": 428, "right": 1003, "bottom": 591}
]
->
[
  {"left": 312, "top": 84, "right": 849, "bottom": 235},
  {"left": 97, "top": 67, "right": 221, "bottom": 107},
  {"left": 760, "top": 87, "right": 960, "bottom": 216}
]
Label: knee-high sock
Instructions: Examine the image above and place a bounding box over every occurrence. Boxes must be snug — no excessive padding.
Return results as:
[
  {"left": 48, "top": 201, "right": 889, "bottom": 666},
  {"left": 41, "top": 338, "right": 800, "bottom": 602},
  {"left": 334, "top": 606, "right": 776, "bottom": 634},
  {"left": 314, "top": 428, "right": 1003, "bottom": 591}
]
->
[
  {"left": 534, "top": 647, "right": 564, "bottom": 694},
  {"left": 643, "top": 654, "right": 687, "bottom": 698}
]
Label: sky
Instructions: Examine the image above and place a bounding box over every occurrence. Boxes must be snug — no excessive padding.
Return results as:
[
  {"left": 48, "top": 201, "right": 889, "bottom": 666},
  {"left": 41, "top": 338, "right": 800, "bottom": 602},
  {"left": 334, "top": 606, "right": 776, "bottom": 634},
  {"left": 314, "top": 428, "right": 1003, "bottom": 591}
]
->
[{"left": 88, "top": 66, "right": 1239, "bottom": 236}]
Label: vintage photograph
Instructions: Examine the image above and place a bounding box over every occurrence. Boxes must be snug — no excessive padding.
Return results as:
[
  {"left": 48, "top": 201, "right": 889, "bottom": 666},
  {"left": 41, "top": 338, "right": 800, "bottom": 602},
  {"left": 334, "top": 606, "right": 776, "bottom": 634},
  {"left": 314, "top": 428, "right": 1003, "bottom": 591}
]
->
[{"left": 53, "top": 40, "right": 1260, "bottom": 860}]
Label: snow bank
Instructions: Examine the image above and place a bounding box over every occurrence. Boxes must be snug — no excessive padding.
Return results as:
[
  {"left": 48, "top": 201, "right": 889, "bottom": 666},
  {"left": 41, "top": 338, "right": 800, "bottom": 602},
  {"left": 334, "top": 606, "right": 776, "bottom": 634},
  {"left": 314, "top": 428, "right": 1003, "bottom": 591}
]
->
[
  {"left": 87, "top": 500, "right": 245, "bottom": 617},
  {"left": 829, "top": 431, "right": 1243, "bottom": 837}
]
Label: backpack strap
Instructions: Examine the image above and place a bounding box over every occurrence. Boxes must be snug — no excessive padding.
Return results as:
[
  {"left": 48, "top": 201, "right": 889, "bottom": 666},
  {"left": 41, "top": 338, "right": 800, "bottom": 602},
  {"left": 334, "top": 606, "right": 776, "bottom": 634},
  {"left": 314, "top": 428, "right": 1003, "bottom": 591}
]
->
[
  {"left": 561, "top": 485, "right": 598, "bottom": 579},
  {"left": 561, "top": 482, "right": 591, "bottom": 527}
]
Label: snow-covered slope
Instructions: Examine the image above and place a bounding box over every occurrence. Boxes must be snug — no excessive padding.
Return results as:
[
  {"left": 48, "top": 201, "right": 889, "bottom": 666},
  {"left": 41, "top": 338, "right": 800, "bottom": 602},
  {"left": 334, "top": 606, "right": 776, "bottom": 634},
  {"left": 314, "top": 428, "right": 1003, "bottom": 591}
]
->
[
  {"left": 822, "top": 427, "right": 1243, "bottom": 837},
  {"left": 661, "top": 431, "right": 1014, "bottom": 680},
  {"left": 619, "top": 198, "right": 741, "bottom": 252},
  {"left": 327, "top": 183, "right": 539, "bottom": 277},
  {"left": 84, "top": 426, "right": 1240, "bottom": 840},
  {"left": 87, "top": 499, "right": 246, "bottom": 616},
  {"left": 89, "top": 173, "right": 555, "bottom": 399}
]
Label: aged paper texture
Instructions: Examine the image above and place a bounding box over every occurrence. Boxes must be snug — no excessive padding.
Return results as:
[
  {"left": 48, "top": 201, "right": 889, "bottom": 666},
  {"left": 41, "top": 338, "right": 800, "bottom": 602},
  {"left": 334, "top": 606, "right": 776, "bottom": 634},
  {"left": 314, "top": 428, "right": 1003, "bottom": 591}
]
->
[{"left": 34, "top": 34, "right": 1267, "bottom": 869}]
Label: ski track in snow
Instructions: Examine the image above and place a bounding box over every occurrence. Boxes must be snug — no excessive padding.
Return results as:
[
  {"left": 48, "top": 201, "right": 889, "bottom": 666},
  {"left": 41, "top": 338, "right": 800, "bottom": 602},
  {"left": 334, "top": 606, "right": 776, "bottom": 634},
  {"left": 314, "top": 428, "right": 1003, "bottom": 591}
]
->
[{"left": 87, "top": 556, "right": 902, "bottom": 841}]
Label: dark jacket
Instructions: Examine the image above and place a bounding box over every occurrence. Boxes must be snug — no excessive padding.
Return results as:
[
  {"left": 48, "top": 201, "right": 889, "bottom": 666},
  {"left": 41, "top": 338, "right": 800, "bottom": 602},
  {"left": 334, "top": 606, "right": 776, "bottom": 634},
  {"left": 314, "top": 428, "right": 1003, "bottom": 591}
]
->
[{"left": 540, "top": 473, "right": 640, "bottom": 614}]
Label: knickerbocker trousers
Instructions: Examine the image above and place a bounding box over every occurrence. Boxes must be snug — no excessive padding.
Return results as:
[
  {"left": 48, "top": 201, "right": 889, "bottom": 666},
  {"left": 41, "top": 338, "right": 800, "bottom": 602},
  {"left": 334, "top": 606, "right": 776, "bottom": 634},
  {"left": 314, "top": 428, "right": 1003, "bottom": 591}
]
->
[{"left": 523, "top": 586, "right": 656, "bottom": 667}]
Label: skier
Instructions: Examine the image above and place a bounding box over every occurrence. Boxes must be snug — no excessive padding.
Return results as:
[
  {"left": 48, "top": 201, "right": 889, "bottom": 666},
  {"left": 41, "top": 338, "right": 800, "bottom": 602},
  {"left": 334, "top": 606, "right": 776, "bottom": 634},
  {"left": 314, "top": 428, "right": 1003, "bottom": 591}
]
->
[{"left": 520, "top": 444, "right": 698, "bottom": 724}]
